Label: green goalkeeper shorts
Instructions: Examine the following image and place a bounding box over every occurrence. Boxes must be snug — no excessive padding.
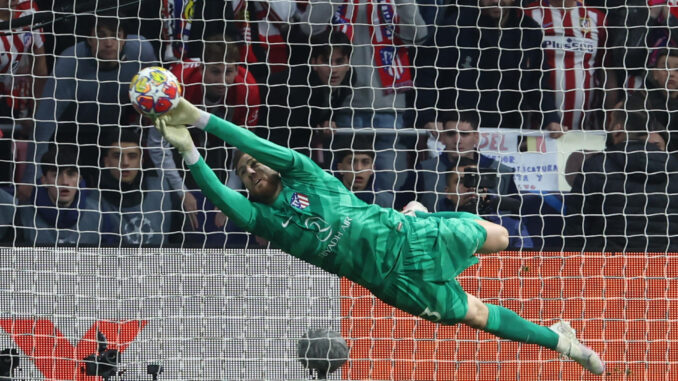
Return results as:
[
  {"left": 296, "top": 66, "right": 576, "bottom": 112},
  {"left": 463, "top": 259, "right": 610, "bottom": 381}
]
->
[{"left": 376, "top": 213, "right": 487, "bottom": 325}]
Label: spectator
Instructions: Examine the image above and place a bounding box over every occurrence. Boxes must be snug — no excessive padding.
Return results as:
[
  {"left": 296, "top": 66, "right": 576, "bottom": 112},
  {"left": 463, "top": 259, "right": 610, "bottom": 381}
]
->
[
  {"left": 172, "top": 33, "right": 260, "bottom": 128},
  {"left": 98, "top": 129, "right": 176, "bottom": 246},
  {"left": 0, "top": 187, "right": 13, "bottom": 242},
  {"left": 416, "top": 111, "right": 517, "bottom": 212},
  {"left": 440, "top": 157, "right": 532, "bottom": 250},
  {"left": 0, "top": 0, "right": 48, "bottom": 183},
  {"left": 170, "top": 33, "right": 259, "bottom": 184},
  {"left": 311, "top": 0, "right": 428, "bottom": 191},
  {"left": 13, "top": 146, "right": 109, "bottom": 245},
  {"left": 334, "top": 136, "right": 394, "bottom": 208},
  {"left": 565, "top": 94, "right": 678, "bottom": 252},
  {"left": 230, "top": 0, "right": 333, "bottom": 82},
  {"left": 415, "top": 0, "right": 563, "bottom": 136},
  {"left": 634, "top": 47, "right": 678, "bottom": 153},
  {"left": 21, "top": 12, "right": 157, "bottom": 197},
  {"left": 525, "top": 0, "right": 616, "bottom": 131},
  {"left": 260, "top": 29, "right": 352, "bottom": 160}
]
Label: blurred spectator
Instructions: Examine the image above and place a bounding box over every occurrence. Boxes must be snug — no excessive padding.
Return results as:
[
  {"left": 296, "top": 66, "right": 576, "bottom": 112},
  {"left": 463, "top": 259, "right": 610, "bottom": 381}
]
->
[
  {"left": 172, "top": 34, "right": 260, "bottom": 128},
  {"left": 260, "top": 29, "right": 352, "bottom": 160},
  {"left": 565, "top": 94, "right": 678, "bottom": 252},
  {"left": 230, "top": 0, "right": 333, "bottom": 82},
  {"left": 629, "top": 47, "right": 678, "bottom": 153},
  {"left": 334, "top": 136, "right": 394, "bottom": 208},
  {"left": 0, "top": 0, "right": 47, "bottom": 122},
  {"left": 161, "top": 0, "right": 228, "bottom": 61},
  {"left": 416, "top": 111, "right": 517, "bottom": 212},
  {"left": 312, "top": 0, "right": 428, "bottom": 191},
  {"left": 0, "top": 0, "right": 48, "bottom": 183},
  {"left": 98, "top": 129, "right": 176, "bottom": 247},
  {"left": 0, "top": 187, "right": 13, "bottom": 242},
  {"left": 648, "top": 1, "right": 678, "bottom": 47},
  {"left": 525, "top": 0, "right": 616, "bottom": 131},
  {"left": 20, "top": 12, "right": 157, "bottom": 198},
  {"left": 13, "top": 146, "right": 109, "bottom": 245},
  {"left": 440, "top": 157, "right": 532, "bottom": 250},
  {"left": 415, "top": 0, "right": 562, "bottom": 136},
  {"left": 170, "top": 33, "right": 259, "bottom": 191}
]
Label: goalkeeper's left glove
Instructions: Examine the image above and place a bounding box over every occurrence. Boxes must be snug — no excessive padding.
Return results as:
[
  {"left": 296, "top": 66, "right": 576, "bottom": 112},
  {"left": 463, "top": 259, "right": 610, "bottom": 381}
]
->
[{"left": 155, "top": 118, "right": 195, "bottom": 154}]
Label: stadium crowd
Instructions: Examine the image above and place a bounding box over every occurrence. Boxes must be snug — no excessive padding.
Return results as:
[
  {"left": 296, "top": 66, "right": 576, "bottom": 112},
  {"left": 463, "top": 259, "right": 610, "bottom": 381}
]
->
[{"left": 0, "top": 0, "right": 677, "bottom": 252}]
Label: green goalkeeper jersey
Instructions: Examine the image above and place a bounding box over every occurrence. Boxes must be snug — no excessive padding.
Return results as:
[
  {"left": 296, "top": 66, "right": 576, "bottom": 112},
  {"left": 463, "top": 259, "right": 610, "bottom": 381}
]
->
[{"left": 188, "top": 115, "right": 410, "bottom": 289}]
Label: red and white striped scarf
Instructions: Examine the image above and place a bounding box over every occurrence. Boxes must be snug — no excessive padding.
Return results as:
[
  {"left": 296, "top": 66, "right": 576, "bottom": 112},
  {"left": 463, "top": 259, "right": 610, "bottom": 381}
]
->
[{"left": 333, "top": 0, "right": 413, "bottom": 94}]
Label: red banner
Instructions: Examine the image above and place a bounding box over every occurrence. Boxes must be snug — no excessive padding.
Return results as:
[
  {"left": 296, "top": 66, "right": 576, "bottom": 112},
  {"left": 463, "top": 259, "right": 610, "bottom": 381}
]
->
[{"left": 0, "top": 319, "right": 147, "bottom": 380}]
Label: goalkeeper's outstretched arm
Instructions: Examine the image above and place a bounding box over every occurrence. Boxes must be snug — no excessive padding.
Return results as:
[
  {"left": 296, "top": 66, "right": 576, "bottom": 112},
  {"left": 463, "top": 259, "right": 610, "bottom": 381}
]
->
[
  {"left": 154, "top": 111, "right": 257, "bottom": 230},
  {"left": 159, "top": 98, "right": 300, "bottom": 174}
]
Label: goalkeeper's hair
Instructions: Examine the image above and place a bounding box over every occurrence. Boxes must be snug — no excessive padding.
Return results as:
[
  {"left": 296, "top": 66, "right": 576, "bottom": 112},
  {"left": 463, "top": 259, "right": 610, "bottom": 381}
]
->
[
  {"left": 204, "top": 33, "right": 240, "bottom": 64},
  {"left": 310, "top": 30, "right": 352, "bottom": 60},
  {"left": 233, "top": 149, "right": 246, "bottom": 170}
]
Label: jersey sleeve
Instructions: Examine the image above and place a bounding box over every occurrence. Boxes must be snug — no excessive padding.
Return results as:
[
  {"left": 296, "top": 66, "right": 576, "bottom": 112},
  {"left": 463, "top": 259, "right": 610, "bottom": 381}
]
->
[
  {"left": 202, "top": 114, "right": 323, "bottom": 179},
  {"left": 187, "top": 155, "right": 257, "bottom": 230}
]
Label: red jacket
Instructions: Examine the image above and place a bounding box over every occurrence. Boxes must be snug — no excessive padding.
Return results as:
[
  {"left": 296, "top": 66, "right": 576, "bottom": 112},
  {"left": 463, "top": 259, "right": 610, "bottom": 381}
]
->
[{"left": 170, "top": 59, "right": 260, "bottom": 126}]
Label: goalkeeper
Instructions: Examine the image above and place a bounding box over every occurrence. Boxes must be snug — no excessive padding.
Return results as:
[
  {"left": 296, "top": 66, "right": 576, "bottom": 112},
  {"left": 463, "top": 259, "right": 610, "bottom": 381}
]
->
[{"left": 154, "top": 98, "right": 604, "bottom": 375}]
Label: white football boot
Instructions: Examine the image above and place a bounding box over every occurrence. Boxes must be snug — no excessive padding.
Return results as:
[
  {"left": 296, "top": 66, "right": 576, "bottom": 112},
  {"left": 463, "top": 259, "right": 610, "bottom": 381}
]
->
[{"left": 549, "top": 321, "right": 605, "bottom": 375}]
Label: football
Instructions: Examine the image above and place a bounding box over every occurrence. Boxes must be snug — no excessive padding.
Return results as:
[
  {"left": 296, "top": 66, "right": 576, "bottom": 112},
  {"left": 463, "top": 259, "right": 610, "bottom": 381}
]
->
[{"left": 129, "top": 66, "right": 182, "bottom": 118}]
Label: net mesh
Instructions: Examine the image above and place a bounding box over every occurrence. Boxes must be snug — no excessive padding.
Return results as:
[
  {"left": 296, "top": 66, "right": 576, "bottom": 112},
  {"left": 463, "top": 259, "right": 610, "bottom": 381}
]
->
[{"left": 0, "top": 0, "right": 676, "bottom": 379}]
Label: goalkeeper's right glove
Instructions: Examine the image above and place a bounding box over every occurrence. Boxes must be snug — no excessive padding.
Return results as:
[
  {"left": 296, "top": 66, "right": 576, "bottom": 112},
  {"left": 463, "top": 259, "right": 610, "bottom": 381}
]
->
[{"left": 156, "top": 97, "right": 208, "bottom": 128}]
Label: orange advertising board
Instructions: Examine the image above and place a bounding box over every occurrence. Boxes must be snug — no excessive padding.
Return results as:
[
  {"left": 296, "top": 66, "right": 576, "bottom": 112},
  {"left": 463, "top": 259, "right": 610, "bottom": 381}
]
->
[{"left": 341, "top": 251, "right": 678, "bottom": 380}]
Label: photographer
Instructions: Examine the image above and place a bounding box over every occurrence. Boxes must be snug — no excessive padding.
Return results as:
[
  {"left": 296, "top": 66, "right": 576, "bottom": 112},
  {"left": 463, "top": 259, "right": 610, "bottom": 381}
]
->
[
  {"left": 440, "top": 157, "right": 533, "bottom": 250},
  {"left": 416, "top": 111, "right": 518, "bottom": 212}
]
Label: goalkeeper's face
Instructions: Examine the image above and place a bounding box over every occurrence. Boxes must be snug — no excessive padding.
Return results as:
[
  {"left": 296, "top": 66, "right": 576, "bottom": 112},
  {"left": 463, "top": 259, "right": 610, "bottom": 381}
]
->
[{"left": 236, "top": 154, "right": 282, "bottom": 204}]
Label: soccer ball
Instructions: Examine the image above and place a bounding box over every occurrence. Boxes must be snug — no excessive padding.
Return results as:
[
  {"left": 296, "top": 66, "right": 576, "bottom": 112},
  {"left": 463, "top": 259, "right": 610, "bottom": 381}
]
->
[{"left": 129, "top": 66, "right": 182, "bottom": 118}]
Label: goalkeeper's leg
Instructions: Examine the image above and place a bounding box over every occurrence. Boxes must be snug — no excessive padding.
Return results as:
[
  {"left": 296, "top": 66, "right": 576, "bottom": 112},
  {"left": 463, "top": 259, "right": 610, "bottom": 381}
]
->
[{"left": 463, "top": 293, "right": 605, "bottom": 375}]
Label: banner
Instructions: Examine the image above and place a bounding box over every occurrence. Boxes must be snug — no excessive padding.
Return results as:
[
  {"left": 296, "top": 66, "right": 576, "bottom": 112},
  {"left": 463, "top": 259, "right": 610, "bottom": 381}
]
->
[{"left": 477, "top": 129, "right": 606, "bottom": 192}]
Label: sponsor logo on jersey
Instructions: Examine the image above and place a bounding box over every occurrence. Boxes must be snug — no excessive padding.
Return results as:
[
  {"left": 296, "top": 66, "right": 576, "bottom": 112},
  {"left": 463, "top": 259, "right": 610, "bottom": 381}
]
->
[
  {"left": 290, "top": 192, "right": 310, "bottom": 210},
  {"left": 542, "top": 36, "right": 596, "bottom": 54}
]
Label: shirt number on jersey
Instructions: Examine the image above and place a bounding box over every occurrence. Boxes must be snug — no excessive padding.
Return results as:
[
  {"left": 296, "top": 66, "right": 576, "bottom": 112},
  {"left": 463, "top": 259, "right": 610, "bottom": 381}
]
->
[{"left": 419, "top": 307, "right": 442, "bottom": 322}]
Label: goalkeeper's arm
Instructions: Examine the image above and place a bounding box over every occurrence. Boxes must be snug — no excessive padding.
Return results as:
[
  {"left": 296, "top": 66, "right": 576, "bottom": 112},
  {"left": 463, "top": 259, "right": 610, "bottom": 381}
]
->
[
  {"left": 162, "top": 98, "right": 300, "bottom": 174},
  {"left": 154, "top": 117, "right": 257, "bottom": 230}
]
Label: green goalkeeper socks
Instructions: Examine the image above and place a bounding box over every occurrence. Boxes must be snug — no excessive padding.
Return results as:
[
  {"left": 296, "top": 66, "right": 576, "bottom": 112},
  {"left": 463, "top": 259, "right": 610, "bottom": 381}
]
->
[{"left": 483, "top": 303, "right": 559, "bottom": 350}]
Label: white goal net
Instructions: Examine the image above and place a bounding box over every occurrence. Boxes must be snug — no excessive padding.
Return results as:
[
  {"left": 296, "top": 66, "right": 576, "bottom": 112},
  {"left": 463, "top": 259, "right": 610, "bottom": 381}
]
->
[{"left": 0, "top": 0, "right": 677, "bottom": 380}]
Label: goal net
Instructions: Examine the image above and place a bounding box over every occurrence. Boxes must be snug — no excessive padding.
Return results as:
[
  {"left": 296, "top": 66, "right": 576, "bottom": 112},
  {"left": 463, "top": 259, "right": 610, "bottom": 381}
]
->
[{"left": 0, "top": 0, "right": 676, "bottom": 379}]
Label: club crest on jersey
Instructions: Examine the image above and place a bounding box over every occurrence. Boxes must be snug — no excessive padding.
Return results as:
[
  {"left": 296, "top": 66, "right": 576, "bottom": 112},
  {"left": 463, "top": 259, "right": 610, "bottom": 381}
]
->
[
  {"left": 580, "top": 17, "right": 592, "bottom": 34},
  {"left": 290, "top": 192, "right": 310, "bottom": 210}
]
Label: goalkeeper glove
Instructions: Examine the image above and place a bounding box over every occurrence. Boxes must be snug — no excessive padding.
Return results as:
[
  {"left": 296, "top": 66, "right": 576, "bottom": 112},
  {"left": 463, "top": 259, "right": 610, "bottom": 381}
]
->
[
  {"left": 155, "top": 118, "right": 195, "bottom": 154},
  {"left": 156, "top": 97, "right": 207, "bottom": 128}
]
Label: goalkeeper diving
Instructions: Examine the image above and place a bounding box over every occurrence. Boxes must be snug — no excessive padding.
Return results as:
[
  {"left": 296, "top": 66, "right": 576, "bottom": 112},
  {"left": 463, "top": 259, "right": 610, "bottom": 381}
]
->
[{"left": 153, "top": 98, "right": 605, "bottom": 375}]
